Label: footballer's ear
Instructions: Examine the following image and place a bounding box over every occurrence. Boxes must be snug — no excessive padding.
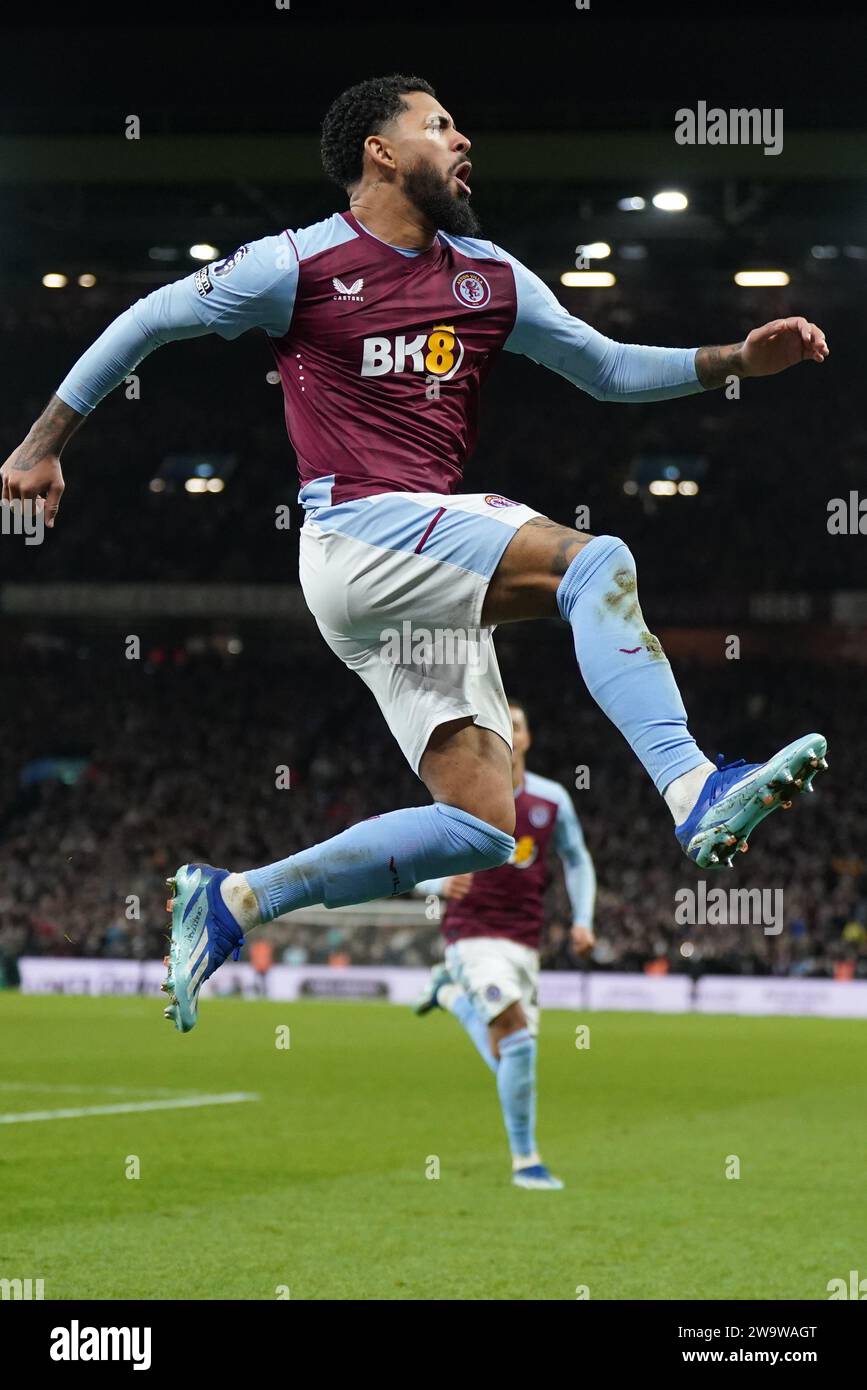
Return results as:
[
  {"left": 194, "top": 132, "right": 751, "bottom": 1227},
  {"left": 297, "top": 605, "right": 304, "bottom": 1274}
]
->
[{"left": 363, "top": 132, "right": 397, "bottom": 178}]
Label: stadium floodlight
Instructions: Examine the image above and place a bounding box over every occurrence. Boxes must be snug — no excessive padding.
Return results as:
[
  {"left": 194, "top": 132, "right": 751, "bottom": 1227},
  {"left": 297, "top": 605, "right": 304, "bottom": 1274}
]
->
[
  {"left": 617, "top": 196, "right": 646, "bottom": 211},
  {"left": 811, "top": 246, "right": 839, "bottom": 259},
  {"left": 42, "top": 273, "right": 68, "bottom": 288},
  {"left": 206, "top": 478, "right": 225, "bottom": 493},
  {"left": 77, "top": 273, "right": 97, "bottom": 288},
  {"left": 648, "top": 479, "right": 678, "bottom": 496},
  {"left": 678, "top": 480, "right": 700, "bottom": 496},
  {"left": 576, "top": 241, "right": 612, "bottom": 260},
  {"left": 733, "top": 270, "right": 790, "bottom": 287},
  {"left": 651, "top": 190, "right": 688, "bottom": 212},
  {"left": 560, "top": 271, "right": 617, "bottom": 288},
  {"left": 148, "top": 479, "right": 166, "bottom": 493},
  {"left": 189, "top": 243, "right": 219, "bottom": 261},
  {"left": 184, "top": 478, "right": 208, "bottom": 493}
]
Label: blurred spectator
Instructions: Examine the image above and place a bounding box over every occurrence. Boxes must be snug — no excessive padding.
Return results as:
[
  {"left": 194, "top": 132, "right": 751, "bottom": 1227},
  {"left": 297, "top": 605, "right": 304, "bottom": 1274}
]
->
[{"left": 0, "top": 636, "right": 862, "bottom": 979}]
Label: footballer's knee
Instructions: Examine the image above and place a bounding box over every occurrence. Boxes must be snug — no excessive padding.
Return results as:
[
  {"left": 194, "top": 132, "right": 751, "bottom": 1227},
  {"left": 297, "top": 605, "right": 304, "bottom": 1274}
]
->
[
  {"left": 483, "top": 516, "right": 596, "bottom": 622},
  {"left": 421, "top": 717, "right": 516, "bottom": 838},
  {"left": 489, "top": 1001, "right": 528, "bottom": 1057},
  {"left": 436, "top": 786, "right": 515, "bottom": 840},
  {"left": 454, "top": 792, "right": 516, "bottom": 840}
]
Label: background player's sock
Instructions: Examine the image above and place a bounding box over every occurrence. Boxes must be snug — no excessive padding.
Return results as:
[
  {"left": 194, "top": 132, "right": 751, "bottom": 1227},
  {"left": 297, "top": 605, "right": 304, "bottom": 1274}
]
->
[
  {"left": 496, "top": 1027, "right": 537, "bottom": 1159},
  {"left": 223, "top": 804, "right": 515, "bottom": 926},
  {"left": 439, "top": 984, "right": 498, "bottom": 1073},
  {"left": 556, "top": 535, "right": 714, "bottom": 801},
  {"left": 512, "top": 1151, "right": 542, "bottom": 1171}
]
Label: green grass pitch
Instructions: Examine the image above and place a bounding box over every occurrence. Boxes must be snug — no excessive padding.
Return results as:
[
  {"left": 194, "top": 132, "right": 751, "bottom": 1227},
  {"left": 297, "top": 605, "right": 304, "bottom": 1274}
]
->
[{"left": 1, "top": 993, "right": 865, "bottom": 1300}]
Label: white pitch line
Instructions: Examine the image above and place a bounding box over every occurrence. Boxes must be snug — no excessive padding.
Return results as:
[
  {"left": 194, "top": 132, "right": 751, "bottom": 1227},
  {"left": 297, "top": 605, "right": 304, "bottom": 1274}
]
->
[
  {"left": 0, "top": 1082, "right": 194, "bottom": 1097},
  {"left": 0, "top": 1092, "right": 260, "bottom": 1125}
]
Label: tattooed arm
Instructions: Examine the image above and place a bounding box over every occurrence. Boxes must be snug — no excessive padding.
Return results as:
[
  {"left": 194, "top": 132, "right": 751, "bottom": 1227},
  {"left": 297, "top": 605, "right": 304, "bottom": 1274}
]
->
[
  {"left": 696, "top": 318, "right": 828, "bottom": 389},
  {"left": 694, "top": 343, "right": 746, "bottom": 389},
  {"left": 1, "top": 395, "right": 83, "bottom": 527},
  {"left": 2, "top": 232, "right": 298, "bottom": 529}
]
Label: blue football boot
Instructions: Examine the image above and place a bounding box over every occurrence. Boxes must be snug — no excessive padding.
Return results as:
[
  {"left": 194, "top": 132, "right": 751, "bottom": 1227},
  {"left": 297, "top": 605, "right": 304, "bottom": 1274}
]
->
[
  {"left": 676, "top": 734, "right": 828, "bottom": 869},
  {"left": 162, "top": 864, "right": 245, "bottom": 1033},
  {"left": 512, "top": 1163, "right": 565, "bottom": 1191},
  {"left": 413, "top": 962, "right": 454, "bottom": 1016}
]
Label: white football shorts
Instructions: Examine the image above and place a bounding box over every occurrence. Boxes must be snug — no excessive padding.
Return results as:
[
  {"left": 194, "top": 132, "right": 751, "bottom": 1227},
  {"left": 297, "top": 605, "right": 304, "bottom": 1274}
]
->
[
  {"left": 445, "top": 935, "right": 541, "bottom": 1036},
  {"left": 298, "top": 485, "right": 541, "bottom": 775}
]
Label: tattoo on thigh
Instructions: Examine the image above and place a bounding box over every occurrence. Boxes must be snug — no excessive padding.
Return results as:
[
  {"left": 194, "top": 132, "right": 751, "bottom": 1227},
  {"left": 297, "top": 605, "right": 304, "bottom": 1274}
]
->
[
  {"left": 551, "top": 534, "right": 583, "bottom": 576},
  {"left": 525, "top": 517, "right": 586, "bottom": 576}
]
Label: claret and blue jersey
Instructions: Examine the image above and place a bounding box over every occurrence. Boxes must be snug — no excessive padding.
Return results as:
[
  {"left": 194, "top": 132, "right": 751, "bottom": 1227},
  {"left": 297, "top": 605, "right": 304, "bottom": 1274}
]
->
[{"left": 56, "top": 210, "right": 704, "bottom": 506}]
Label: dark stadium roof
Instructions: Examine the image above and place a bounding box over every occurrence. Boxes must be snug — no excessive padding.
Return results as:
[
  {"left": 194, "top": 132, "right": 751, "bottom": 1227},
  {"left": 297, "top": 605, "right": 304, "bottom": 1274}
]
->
[{"left": 3, "top": 1, "right": 867, "bottom": 288}]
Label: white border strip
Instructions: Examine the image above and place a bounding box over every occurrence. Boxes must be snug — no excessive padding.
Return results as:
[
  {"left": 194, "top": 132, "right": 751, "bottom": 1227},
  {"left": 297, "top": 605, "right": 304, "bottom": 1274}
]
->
[{"left": 16, "top": 956, "right": 867, "bottom": 1020}]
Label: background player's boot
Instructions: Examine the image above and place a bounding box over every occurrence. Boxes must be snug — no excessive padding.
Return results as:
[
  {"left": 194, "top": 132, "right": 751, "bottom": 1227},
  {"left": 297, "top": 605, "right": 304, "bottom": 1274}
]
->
[
  {"left": 162, "top": 864, "right": 245, "bottom": 1033},
  {"left": 512, "top": 1162, "right": 565, "bottom": 1191},
  {"left": 675, "top": 734, "right": 828, "bottom": 869},
  {"left": 413, "top": 962, "right": 453, "bottom": 1015}
]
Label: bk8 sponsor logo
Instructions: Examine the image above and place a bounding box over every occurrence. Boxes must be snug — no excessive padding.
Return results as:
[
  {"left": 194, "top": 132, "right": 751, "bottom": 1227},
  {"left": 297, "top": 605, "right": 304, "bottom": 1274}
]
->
[{"left": 361, "top": 325, "right": 464, "bottom": 379}]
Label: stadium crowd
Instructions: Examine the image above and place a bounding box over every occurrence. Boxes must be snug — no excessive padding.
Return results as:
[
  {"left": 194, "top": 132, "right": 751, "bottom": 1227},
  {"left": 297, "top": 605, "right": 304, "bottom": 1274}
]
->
[
  {"left": 0, "top": 634, "right": 863, "bottom": 982},
  {"left": 1, "top": 283, "right": 864, "bottom": 598},
  {"left": 2, "top": 273, "right": 863, "bottom": 982}
]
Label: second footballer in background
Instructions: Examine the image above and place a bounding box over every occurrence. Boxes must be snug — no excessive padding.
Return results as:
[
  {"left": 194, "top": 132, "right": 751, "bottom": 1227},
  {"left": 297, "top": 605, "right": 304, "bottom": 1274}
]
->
[{"left": 415, "top": 700, "right": 596, "bottom": 1190}]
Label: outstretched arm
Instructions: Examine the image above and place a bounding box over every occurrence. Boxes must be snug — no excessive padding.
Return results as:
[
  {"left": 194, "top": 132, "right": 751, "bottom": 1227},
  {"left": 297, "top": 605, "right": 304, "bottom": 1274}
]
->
[
  {"left": 1, "top": 396, "right": 84, "bottom": 527},
  {"left": 550, "top": 782, "right": 596, "bottom": 955},
  {"left": 499, "top": 245, "right": 828, "bottom": 402},
  {"left": 413, "top": 875, "right": 474, "bottom": 900},
  {"left": 694, "top": 317, "right": 828, "bottom": 387},
  {"left": 1, "top": 234, "right": 297, "bottom": 526},
  {"left": 1, "top": 282, "right": 213, "bottom": 527}
]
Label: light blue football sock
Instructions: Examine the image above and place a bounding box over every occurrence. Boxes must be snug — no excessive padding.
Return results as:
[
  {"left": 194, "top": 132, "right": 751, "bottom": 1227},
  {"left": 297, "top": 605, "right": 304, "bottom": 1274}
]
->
[
  {"left": 447, "top": 991, "right": 498, "bottom": 1073},
  {"left": 496, "top": 1027, "right": 537, "bottom": 1159},
  {"left": 556, "top": 534, "right": 708, "bottom": 793},
  {"left": 245, "top": 803, "right": 515, "bottom": 923}
]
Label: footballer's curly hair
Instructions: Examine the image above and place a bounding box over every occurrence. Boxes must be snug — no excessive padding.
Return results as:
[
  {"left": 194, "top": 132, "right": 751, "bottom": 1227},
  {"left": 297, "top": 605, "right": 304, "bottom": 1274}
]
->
[{"left": 320, "top": 74, "right": 436, "bottom": 192}]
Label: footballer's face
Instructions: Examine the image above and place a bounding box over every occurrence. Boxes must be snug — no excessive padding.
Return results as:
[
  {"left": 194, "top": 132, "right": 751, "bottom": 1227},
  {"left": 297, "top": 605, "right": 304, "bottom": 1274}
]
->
[{"left": 377, "top": 90, "right": 479, "bottom": 236}]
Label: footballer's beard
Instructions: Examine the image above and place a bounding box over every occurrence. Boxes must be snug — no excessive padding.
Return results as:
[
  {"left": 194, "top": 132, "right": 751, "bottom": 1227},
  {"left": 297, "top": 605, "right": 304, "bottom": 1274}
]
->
[{"left": 401, "top": 157, "right": 481, "bottom": 238}]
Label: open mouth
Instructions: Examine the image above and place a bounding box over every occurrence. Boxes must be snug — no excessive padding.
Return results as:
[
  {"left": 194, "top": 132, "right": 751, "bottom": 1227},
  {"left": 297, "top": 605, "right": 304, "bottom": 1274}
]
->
[{"left": 452, "top": 160, "right": 473, "bottom": 195}]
